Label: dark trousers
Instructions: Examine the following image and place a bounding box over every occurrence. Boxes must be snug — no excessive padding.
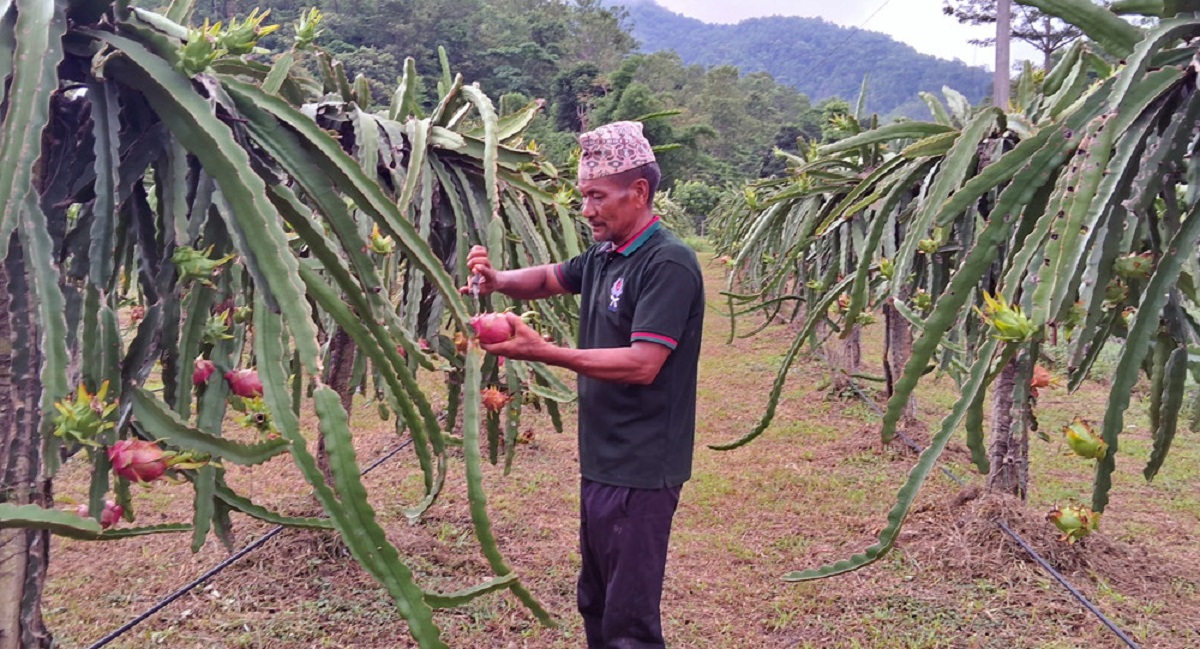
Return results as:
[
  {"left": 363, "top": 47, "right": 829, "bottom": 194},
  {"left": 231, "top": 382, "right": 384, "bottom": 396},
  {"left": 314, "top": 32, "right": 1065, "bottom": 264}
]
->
[{"left": 578, "top": 478, "right": 682, "bottom": 649}]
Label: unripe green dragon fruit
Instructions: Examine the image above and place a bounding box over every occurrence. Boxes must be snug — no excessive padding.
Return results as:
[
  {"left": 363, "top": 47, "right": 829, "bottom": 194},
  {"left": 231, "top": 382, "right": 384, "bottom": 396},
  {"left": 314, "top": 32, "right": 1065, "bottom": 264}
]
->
[
  {"left": 236, "top": 396, "right": 275, "bottom": 437},
  {"left": 976, "top": 292, "right": 1036, "bottom": 342},
  {"left": 171, "top": 245, "right": 236, "bottom": 288},
  {"left": 293, "top": 8, "right": 324, "bottom": 50},
  {"left": 51, "top": 381, "right": 118, "bottom": 447},
  {"left": 202, "top": 312, "right": 234, "bottom": 345},
  {"left": 1063, "top": 417, "right": 1107, "bottom": 460},
  {"left": 179, "top": 19, "right": 226, "bottom": 77},
  {"left": 1047, "top": 503, "right": 1100, "bottom": 543},
  {"left": 218, "top": 8, "right": 280, "bottom": 56}
]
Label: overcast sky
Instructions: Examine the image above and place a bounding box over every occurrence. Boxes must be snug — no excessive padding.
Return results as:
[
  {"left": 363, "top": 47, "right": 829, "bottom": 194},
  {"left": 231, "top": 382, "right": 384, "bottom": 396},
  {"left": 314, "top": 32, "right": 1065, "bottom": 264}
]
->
[{"left": 651, "top": 0, "right": 1042, "bottom": 70}]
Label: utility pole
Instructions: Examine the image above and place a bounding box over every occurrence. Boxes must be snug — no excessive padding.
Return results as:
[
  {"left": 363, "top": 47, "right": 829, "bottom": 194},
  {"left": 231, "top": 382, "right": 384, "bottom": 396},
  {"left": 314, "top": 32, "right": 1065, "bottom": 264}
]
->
[{"left": 994, "top": 0, "right": 1011, "bottom": 109}]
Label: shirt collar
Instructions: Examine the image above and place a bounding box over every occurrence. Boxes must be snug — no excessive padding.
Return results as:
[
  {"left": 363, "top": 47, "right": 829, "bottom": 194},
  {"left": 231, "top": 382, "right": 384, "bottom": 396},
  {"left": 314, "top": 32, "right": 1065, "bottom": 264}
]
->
[{"left": 611, "top": 216, "right": 662, "bottom": 257}]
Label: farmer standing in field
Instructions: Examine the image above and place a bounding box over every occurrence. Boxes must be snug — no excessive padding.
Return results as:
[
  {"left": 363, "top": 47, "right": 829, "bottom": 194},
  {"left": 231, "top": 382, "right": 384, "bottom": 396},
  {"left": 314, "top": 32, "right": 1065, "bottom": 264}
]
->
[{"left": 460, "top": 120, "right": 704, "bottom": 648}]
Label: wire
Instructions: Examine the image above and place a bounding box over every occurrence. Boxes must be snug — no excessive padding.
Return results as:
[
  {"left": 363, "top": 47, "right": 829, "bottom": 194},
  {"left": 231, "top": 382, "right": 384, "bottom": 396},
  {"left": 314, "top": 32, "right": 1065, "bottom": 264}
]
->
[
  {"left": 86, "top": 438, "right": 415, "bottom": 649},
  {"left": 996, "top": 520, "right": 1143, "bottom": 648},
  {"left": 859, "top": 0, "right": 895, "bottom": 27},
  {"left": 786, "top": 0, "right": 896, "bottom": 102},
  {"left": 812, "top": 346, "right": 1141, "bottom": 649}
]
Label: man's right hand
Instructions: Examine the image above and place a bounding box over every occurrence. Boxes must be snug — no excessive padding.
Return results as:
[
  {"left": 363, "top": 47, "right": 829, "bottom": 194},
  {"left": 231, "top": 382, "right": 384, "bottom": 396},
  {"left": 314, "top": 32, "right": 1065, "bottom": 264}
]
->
[{"left": 459, "top": 245, "right": 500, "bottom": 296}]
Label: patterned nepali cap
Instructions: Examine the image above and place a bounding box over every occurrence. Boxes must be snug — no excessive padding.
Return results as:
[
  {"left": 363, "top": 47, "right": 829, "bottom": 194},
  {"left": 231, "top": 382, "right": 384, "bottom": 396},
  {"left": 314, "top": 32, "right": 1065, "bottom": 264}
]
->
[{"left": 577, "top": 121, "right": 656, "bottom": 181}]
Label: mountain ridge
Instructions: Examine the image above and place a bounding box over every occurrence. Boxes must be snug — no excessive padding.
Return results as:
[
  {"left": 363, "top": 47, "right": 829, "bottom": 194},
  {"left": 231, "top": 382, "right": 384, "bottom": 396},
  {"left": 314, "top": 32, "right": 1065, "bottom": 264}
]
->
[{"left": 613, "top": 1, "right": 991, "bottom": 118}]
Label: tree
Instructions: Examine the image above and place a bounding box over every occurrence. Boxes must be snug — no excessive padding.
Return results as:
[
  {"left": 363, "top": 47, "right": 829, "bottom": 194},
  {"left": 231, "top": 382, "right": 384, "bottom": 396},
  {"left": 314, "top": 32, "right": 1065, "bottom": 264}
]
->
[
  {"left": 550, "top": 61, "right": 603, "bottom": 131},
  {"left": 567, "top": 0, "right": 637, "bottom": 72},
  {"left": 672, "top": 180, "right": 724, "bottom": 233},
  {"left": 943, "top": 0, "right": 1082, "bottom": 70}
]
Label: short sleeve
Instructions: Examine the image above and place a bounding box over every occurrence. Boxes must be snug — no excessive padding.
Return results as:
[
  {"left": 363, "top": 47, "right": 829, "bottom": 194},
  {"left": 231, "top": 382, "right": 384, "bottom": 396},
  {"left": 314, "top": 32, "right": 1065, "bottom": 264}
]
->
[
  {"left": 630, "top": 260, "right": 701, "bottom": 350},
  {"left": 554, "top": 252, "right": 587, "bottom": 294}
]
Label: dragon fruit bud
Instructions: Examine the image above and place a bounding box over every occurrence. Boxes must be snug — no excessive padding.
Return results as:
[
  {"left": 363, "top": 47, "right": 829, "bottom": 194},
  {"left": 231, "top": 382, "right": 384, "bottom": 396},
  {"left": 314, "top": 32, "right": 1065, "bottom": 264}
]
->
[
  {"left": 1030, "top": 365, "right": 1057, "bottom": 397},
  {"left": 481, "top": 387, "right": 510, "bottom": 413},
  {"left": 1064, "top": 301, "right": 1087, "bottom": 329},
  {"left": 1113, "top": 251, "right": 1154, "bottom": 279},
  {"left": 100, "top": 500, "right": 124, "bottom": 529},
  {"left": 1103, "top": 278, "right": 1129, "bottom": 306},
  {"left": 225, "top": 368, "right": 263, "bottom": 398},
  {"left": 74, "top": 500, "right": 122, "bottom": 529},
  {"left": 1064, "top": 417, "right": 1106, "bottom": 460},
  {"left": 368, "top": 224, "right": 395, "bottom": 255},
  {"left": 878, "top": 257, "right": 894, "bottom": 280},
  {"left": 1121, "top": 306, "right": 1136, "bottom": 329},
  {"left": 108, "top": 439, "right": 168, "bottom": 483},
  {"left": 470, "top": 313, "right": 516, "bottom": 345},
  {"left": 193, "top": 358, "right": 216, "bottom": 386}
]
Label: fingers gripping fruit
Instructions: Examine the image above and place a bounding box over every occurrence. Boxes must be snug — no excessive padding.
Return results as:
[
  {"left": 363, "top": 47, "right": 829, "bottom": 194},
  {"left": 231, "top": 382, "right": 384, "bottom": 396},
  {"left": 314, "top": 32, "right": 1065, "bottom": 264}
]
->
[{"left": 468, "top": 311, "right": 538, "bottom": 345}]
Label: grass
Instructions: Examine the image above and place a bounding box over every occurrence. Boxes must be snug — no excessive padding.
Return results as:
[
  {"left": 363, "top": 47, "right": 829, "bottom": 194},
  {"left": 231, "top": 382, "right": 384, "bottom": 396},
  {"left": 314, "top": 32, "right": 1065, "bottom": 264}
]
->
[{"left": 40, "top": 253, "right": 1200, "bottom": 648}]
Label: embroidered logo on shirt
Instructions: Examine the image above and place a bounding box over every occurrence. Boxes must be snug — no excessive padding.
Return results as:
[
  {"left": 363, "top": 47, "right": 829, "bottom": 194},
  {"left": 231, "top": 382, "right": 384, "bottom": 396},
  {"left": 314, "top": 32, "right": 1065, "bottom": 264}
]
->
[{"left": 608, "top": 277, "right": 624, "bottom": 312}]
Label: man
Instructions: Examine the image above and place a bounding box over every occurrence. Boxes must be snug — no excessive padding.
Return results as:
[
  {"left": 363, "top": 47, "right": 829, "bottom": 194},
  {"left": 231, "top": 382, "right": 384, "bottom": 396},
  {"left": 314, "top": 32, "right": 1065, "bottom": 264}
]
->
[{"left": 460, "top": 121, "right": 704, "bottom": 648}]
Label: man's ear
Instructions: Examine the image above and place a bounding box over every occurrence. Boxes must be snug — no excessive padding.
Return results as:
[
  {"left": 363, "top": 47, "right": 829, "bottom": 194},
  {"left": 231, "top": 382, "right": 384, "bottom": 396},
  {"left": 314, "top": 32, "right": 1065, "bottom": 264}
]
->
[{"left": 630, "top": 177, "right": 651, "bottom": 207}]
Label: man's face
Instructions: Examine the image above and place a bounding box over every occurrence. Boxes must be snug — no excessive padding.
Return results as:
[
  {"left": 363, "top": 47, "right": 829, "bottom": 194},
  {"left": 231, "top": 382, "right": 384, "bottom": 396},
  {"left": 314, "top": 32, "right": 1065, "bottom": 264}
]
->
[{"left": 578, "top": 174, "right": 647, "bottom": 245}]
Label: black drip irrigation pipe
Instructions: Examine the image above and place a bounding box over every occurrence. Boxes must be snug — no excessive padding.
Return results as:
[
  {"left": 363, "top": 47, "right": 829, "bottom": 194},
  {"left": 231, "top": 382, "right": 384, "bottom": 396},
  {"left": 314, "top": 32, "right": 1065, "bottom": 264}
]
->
[
  {"left": 86, "top": 438, "right": 415, "bottom": 649},
  {"left": 826, "top": 355, "right": 1141, "bottom": 649}
]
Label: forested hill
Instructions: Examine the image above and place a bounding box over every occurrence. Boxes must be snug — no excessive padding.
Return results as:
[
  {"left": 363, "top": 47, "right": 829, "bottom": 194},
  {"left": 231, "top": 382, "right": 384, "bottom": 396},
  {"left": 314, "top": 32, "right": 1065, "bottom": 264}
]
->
[{"left": 616, "top": 0, "right": 992, "bottom": 118}]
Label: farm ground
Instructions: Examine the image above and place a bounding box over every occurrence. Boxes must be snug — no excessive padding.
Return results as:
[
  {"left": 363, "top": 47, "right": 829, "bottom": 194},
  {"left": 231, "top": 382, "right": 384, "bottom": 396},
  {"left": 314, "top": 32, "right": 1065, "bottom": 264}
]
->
[{"left": 44, "top": 255, "right": 1200, "bottom": 648}]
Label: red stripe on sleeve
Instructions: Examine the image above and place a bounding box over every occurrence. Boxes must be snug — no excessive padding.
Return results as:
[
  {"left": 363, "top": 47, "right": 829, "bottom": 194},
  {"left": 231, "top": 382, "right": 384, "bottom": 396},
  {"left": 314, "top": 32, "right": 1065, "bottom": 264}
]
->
[{"left": 631, "top": 331, "right": 678, "bottom": 349}]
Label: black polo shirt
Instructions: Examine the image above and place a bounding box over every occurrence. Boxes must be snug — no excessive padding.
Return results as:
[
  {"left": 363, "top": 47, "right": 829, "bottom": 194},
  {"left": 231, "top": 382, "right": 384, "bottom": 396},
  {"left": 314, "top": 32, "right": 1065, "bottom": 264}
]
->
[{"left": 553, "top": 216, "right": 704, "bottom": 489}]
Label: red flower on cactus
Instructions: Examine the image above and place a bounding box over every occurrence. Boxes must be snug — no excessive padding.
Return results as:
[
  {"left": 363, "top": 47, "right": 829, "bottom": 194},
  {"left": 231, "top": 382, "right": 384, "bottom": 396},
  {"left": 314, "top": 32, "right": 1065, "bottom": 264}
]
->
[{"left": 108, "top": 439, "right": 168, "bottom": 483}]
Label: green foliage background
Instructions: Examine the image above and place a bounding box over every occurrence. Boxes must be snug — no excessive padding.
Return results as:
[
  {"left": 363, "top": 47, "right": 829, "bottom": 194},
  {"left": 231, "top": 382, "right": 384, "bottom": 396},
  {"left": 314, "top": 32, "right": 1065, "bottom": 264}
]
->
[{"left": 176, "top": 0, "right": 981, "bottom": 208}]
